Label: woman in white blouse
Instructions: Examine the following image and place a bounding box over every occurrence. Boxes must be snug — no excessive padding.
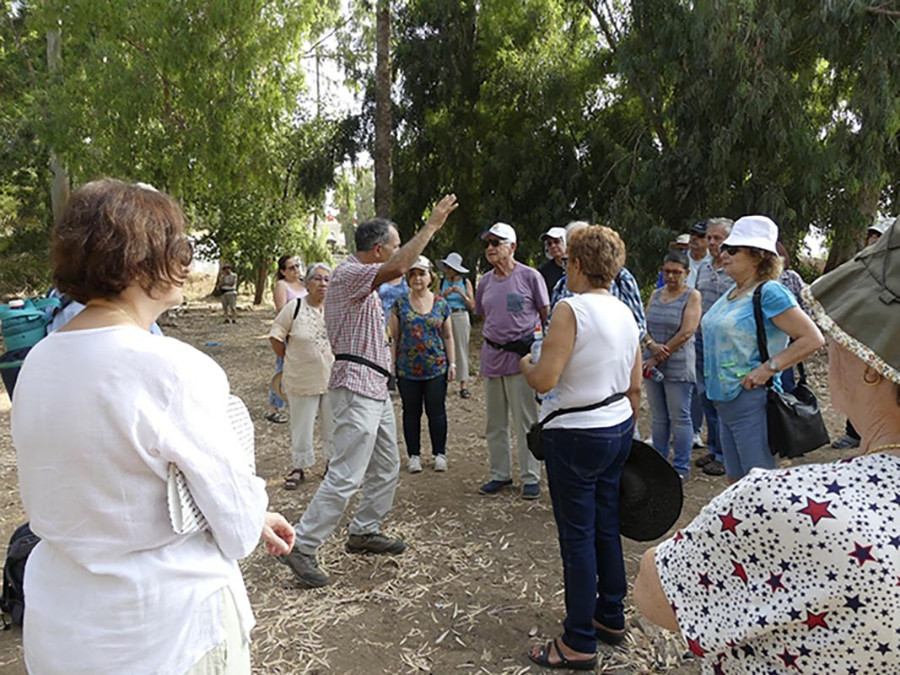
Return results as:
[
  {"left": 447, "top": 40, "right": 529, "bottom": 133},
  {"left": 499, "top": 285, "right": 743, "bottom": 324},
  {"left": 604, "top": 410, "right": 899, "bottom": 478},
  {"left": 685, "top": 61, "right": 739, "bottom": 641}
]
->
[
  {"left": 11, "top": 179, "right": 294, "bottom": 675},
  {"left": 269, "top": 263, "right": 335, "bottom": 488}
]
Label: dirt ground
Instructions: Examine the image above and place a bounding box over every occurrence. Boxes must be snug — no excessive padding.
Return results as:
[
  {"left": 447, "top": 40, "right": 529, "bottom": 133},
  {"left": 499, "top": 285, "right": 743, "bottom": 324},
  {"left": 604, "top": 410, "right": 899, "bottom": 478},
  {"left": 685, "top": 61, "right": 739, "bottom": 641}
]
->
[{"left": 0, "top": 298, "right": 849, "bottom": 674}]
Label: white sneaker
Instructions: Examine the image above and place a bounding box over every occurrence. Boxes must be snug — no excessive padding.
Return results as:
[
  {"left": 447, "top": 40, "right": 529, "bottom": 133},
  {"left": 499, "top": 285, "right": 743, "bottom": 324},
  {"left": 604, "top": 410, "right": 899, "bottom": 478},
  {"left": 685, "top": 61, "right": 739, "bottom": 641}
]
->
[
  {"left": 408, "top": 456, "right": 422, "bottom": 473},
  {"left": 434, "top": 455, "right": 448, "bottom": 472},
  {"left": 692, "top": 433, "right": 705, "bottom": 448}
]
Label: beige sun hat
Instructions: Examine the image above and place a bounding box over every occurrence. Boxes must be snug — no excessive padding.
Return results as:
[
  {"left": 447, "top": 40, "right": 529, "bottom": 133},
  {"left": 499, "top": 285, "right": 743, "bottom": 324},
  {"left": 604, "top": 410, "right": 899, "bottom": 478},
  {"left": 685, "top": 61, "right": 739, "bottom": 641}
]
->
[
  {"left": 271, "top": 371, "right": 285, "bottom": 402},
  {"left": 802, "top": 218, "right": 899, "bottom": 384}
]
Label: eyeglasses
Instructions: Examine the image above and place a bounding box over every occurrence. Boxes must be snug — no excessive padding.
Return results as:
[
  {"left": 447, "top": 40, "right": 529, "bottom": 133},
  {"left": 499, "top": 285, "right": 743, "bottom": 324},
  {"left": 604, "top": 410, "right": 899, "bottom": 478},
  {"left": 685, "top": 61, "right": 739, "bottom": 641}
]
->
[
  {"left": 660, "top": 268, "right": 685, "bottom": 276},
  {"left": 484, "top": 239, "right": 504, "bottom": 248},
  {"left": 721, "top": 245, "right": 744, "bottom": 256},
  {"left": 286, "top": 264, "right": 300, "bottom": 271},
  {"left": 309, "top": 275, "right": 329, "bottom": 283}
]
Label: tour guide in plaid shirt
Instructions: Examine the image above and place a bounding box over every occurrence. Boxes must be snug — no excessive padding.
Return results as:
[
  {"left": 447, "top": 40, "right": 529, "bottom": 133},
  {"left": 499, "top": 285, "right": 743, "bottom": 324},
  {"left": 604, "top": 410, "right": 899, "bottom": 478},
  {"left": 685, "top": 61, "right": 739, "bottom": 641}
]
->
[{"left": 279, "top": 194, "right": 458, "bottom": 588}]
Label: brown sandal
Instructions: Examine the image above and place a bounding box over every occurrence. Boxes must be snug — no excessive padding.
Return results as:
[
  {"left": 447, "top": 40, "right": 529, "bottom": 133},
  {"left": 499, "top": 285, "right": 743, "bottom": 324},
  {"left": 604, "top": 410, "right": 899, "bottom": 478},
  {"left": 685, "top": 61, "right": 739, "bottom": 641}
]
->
[{"left": 283, "top": 469, "right": 304, "bottom": 490}]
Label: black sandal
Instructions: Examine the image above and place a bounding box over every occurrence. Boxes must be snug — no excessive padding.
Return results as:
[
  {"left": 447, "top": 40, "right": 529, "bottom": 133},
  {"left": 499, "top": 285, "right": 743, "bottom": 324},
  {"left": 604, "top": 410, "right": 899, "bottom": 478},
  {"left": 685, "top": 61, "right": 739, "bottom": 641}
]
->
[
  {"left": 460, "top": 388, "right": 470, "bottom": 399},
  {"left": 283, "top": 469, "right": 304, "bottom": 490},
  {"left": 528, "top": 638, "right": 597, "bottom": 671},
  {"left": 595, "top": 622, "right": 626, "bottom": 646}
]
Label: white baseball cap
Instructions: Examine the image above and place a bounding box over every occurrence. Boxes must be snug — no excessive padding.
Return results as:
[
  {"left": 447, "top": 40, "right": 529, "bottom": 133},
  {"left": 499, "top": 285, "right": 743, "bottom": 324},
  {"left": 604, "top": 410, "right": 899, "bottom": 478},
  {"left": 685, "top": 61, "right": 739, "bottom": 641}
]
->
[
  {"left": 481, "top": 222, "right": 517, "bottom": 244},
  {"left": 869, "top": 217, "right": 895, "bottom": 237},
  {"left": 722, "top": 215, "right": 779, "bottom": 254},
  {"left": 540, "top": 227, "right": 566, "bottom": 243}
]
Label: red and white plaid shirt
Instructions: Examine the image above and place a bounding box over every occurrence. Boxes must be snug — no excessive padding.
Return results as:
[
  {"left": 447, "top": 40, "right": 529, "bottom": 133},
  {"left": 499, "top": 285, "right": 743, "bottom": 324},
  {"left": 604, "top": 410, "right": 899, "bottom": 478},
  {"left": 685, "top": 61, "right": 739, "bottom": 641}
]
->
[{"left": 324, "top": 255, "right": 391, "bottom": 400}]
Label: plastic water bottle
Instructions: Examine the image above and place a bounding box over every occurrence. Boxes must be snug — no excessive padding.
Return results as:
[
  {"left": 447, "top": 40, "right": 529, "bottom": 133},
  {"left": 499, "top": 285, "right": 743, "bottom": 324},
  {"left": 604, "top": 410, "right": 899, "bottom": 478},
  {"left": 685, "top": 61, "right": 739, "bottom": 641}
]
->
[
  {"left": 530, "top": 325, "right": 543, "bottom": 363},
  {"left": 530, "top": 325, "right": 560, "bottom": 404},
  {"left": 644, "top": 366, "right": 665, "bottom": 382}
]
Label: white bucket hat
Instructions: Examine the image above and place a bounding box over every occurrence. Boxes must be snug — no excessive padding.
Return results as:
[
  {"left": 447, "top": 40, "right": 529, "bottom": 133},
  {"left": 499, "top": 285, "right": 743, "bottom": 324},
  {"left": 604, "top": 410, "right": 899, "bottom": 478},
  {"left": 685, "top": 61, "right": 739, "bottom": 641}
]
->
[
  {"left": 439, "top": 252, "right": 469, "bottom": 274},
  {"left": 722, "top": 215, "right": 779, "bottom": 254}
]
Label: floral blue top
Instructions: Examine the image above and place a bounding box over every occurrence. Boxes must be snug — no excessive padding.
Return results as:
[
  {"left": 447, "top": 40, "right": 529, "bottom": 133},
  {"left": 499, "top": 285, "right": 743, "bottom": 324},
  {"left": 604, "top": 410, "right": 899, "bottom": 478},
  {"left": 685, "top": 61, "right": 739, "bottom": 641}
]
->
[{"left": 392, "top": 295, "right": 451, "bottom": 380}]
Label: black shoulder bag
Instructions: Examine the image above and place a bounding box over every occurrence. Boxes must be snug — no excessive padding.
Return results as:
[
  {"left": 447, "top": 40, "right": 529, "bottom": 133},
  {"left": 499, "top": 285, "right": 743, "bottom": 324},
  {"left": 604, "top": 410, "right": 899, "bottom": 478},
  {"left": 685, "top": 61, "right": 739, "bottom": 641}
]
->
[
  {"left": 752, "top": 284, "right": 829, "bottom": 459},
  {"left": 527, "top": 393, "right": 626, "bottom": 461}
]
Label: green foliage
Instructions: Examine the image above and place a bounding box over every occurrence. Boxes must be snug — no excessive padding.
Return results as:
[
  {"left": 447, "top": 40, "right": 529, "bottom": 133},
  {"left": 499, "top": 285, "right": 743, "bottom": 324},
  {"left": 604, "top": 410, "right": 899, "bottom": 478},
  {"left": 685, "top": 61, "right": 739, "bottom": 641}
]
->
[
  {"left": 1, "top": 0, "right": 350, "bottom": 299},
  {"left": 388, "top": 0, "right": 900, "bottom": 284}
]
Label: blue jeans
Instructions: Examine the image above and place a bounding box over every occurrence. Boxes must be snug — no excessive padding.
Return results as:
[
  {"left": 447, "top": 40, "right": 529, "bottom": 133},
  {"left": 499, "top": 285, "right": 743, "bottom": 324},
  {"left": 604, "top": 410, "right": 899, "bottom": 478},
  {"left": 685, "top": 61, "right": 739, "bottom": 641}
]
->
[
  {"left": 780, "top": 365, "right": 796, "bottom": 393},
  {"left": 695, "top": 337, "right": 722, "bottom": 462},
  {"left": 543, "top": 418, "right": 634, "bottom": 655},
  {"left": 714, "top": 387, "right": 774, "bottom": 479},
  {"left": 397, "top": 376, "right": 448, "bottom": 456},
  {"left": 644, "top": 379, "right": 693, "bottom": 476},
  {"left": 690, "top": 383, "right": 703, "bottom": 435}
]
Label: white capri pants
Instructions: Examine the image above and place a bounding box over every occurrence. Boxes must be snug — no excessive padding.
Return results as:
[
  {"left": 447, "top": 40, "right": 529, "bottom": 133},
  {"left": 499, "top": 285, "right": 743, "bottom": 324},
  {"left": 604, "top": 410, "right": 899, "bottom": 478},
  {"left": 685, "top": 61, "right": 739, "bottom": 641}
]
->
[
  {"left": 449, "top": 310, "right": 471, "bottom": 383},
  {"left": 287, "top": 393, "right": 335, "bottom": 469}
]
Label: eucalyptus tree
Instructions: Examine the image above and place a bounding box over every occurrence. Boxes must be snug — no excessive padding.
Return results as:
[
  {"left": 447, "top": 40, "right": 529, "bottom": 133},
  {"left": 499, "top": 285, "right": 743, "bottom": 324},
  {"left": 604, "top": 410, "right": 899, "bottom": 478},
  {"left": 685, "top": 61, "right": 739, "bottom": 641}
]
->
[
  {"left": 580, "top": 0, "right": 900, "bottom": 272},
  {"left": 17, "top": 0, "right": 346, "bottom": 298},
  {"left": 391, "top": 0, "right": 602, "bottom": 267}
]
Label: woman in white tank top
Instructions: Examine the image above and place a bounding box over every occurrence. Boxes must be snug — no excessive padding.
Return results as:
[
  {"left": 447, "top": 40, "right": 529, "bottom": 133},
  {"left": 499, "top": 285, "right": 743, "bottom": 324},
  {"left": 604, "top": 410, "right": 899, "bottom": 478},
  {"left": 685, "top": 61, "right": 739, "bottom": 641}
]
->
[{"left": 520, "top": 225, "right": 642, "bottom": 670}]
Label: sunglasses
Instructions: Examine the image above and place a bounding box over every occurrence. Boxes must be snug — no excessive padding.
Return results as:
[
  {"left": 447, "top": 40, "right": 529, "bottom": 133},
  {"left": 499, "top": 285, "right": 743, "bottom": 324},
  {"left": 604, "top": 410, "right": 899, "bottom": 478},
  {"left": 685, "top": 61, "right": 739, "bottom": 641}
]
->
[
  {"left": 285, "top": 264, "right": 301, "bottom": 270},
  {"left": 721, "top": 245, "right": 744, "bottom": 256},
  {"left": 309, "top": 275, "right": 329, "bottom": 283},
  {"left": 484, "top": 239, "right": 505, "bottom": 248}
]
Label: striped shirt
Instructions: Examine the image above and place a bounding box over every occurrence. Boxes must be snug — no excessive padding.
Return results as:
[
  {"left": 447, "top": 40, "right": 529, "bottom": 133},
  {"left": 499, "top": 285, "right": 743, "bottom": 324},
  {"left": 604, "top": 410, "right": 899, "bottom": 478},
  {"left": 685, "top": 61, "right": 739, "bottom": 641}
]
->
[
  {"left": 549, "top": 267, "right": 647, "bottom": 338},
  {"left": 324, "top": 255, "right": 392, "bottom": 400}
]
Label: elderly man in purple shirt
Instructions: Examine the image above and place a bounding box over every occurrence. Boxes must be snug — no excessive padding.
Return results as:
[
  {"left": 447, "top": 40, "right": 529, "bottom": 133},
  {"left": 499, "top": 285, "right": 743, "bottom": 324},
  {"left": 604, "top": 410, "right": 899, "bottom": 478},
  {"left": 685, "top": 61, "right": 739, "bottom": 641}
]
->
[{"left": 475, "top": 223, "right": 550, "bottom": 500}]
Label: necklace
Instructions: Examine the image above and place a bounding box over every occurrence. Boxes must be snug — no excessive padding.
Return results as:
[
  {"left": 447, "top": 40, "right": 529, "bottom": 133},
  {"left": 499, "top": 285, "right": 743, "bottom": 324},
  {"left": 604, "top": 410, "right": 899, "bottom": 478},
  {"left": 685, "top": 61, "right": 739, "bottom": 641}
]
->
[
  {"left": 728, "top": 280, "right": 759, "bottom": 301},
  {"left": 85, "top": 299, "right": 144, "bottom": 327},
  {"left": 861, "top": 443, "right": 900, "bottom": 456}
]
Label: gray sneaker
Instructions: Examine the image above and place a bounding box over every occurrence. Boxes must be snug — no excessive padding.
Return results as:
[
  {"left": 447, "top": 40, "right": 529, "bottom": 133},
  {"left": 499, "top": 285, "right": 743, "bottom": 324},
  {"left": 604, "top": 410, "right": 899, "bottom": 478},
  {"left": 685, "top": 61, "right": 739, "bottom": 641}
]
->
[
  {"left": 278, "top": 548, "right": 330, "bottom": 588},
  {"left": 345, "top": 532, "right": 406, "bottom": 555}
]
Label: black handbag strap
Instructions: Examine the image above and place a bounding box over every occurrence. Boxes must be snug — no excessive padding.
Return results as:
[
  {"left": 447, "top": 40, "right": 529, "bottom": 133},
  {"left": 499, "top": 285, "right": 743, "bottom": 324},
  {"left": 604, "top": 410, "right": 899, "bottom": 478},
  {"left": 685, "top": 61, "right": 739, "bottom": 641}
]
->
[
  {"left": 751, "top": 282, "right": 779, "bottom": 390},
  {"left": 334, "top": 353, "right": 392, "bottom": 379},
  {"left": 752, "top": 283, "right": 808, "bottom": 388},
  {"left": 536, "top": 392, "right": 626, "bottom": 428}
]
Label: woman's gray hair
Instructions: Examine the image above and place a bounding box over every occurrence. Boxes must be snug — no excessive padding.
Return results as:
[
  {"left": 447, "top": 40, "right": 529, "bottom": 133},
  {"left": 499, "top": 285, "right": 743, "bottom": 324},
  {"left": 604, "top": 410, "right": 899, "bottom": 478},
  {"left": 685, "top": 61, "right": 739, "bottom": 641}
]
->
[
  {"left": 305, "top": 262, "right": 331, "bottom": 283},
  {"left": 566, "top": 220, "right": 591, "bottom": 235}
]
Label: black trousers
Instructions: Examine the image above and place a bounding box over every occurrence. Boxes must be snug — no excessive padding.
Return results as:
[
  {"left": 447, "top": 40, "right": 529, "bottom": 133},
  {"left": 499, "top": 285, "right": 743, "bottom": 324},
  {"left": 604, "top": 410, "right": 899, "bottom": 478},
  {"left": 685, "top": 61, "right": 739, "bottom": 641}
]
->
[{"left": 397, "top": 375, "right": 448, "bottom": 456}]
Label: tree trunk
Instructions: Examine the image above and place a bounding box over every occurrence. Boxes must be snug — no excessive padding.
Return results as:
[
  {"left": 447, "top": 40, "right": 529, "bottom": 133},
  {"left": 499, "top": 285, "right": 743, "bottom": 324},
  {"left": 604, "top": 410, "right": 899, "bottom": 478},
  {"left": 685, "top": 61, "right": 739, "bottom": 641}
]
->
[
  {"left": 374, "top": 0, "right": 392, "bottom": 219},
  {"left": 254, "top": 255, "right": 269, "bottom": 305},
  {"left": 47, "top": 30, "right": 69, "bottom": 222},
  {"left": 824, "top": 184, "right": 879, "bottom": 272}
]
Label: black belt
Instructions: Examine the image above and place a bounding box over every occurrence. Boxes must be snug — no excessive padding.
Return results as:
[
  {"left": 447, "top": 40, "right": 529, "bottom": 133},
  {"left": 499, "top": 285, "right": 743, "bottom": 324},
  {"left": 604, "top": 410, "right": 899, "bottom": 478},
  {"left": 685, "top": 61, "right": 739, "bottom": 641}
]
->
[
  {"left": 450, "top": 308, "right": 468, "bottom": 313},
  {"left": 484, "top": 335, "right": 535, "bottom": 356},
  {"left": 334, "top": 353, "right": 391, "bottom": 378}
]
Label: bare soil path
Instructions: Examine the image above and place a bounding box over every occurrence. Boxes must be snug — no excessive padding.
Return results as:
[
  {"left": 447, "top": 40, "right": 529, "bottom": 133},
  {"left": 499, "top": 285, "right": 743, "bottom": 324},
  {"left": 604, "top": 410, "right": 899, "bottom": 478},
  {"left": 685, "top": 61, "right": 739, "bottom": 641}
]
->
[{"left": 0, "top": 301, "right": 847, "bottom": 674}]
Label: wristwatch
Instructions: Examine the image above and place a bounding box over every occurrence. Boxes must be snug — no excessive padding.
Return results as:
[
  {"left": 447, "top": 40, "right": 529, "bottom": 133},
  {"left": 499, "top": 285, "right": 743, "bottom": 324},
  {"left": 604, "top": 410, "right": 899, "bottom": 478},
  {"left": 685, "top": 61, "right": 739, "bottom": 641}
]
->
[{"left": 766, "top": 358, "right": 780, "bottom": 373}]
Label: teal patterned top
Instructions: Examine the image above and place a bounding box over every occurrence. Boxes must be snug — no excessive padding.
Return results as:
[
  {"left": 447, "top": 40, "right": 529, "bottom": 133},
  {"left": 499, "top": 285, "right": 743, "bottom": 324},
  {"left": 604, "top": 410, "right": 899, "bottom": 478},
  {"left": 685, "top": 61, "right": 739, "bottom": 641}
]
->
[{"left": 393, "top": 295, "right": 450, "bottom": 380}]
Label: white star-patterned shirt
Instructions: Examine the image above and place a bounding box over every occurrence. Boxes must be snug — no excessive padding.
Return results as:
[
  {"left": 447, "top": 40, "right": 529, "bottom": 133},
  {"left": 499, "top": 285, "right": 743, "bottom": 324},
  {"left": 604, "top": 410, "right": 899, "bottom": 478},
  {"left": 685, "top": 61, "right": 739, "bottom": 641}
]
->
[{"left": 656, "top": 455, "right": 900, "bottom": 674}]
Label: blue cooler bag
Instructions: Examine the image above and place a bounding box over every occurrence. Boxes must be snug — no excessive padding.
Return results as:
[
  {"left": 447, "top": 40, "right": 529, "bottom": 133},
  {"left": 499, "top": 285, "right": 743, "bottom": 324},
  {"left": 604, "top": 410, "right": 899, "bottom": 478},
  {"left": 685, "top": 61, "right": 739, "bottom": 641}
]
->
[{"left": 0, "top": 297, "right": 61, "bottom": 399}]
